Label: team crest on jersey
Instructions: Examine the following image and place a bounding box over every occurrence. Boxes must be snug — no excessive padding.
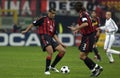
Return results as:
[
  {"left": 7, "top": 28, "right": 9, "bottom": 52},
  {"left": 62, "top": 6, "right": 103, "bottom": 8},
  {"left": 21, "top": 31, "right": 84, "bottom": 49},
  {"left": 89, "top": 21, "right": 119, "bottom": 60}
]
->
[{"left": 47, "top": 21, "right": 50, "bottom": 23}]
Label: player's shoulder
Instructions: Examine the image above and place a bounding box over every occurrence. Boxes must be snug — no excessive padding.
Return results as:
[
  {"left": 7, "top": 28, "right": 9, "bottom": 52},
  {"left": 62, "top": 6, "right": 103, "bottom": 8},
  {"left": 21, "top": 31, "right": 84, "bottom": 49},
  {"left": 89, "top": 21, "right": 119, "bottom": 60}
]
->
[
  {"left": 96, "top": 16, "right": 100, "bottom": 20},
  {"left": 33, "top": 16, "right": 47, "bottom": 25},
  {"left": 38, "top": 16, "right": 47, "bottom": 20},
  {"left": 107, "top": 18, "right": 114, "bottom": 23},
  {"left": 83, "top": 12, "right": 89, "bottom": 16},
  {"left": 80, "top": 11, "right": 90, "bottom": 18}
]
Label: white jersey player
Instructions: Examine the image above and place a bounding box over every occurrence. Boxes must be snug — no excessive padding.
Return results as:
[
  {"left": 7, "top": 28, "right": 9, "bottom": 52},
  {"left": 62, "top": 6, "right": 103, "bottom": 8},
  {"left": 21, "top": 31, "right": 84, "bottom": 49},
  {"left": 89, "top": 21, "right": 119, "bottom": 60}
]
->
[{"left": 99, "top": 11, "right": 120, "bottom": 63}]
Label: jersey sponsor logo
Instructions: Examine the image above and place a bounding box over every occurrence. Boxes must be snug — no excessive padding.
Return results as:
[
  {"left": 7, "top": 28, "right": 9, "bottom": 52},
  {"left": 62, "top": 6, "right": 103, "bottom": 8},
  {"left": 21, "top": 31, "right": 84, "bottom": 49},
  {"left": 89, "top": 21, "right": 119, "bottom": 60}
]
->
[{"left": 47, "top": 21, "right": 50, "bottom": 23}]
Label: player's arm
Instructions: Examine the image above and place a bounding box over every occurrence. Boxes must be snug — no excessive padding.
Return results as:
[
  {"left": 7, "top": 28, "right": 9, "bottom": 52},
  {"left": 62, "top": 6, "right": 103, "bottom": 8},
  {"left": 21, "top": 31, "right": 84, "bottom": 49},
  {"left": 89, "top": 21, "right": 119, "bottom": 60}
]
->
[
  {"left": 53, "top": 27, "right": 63, "bottom": 44},
  {"left": 96, "top": 28, "right": 101, "bottom": 37},
  {"left": 68, "top": 23, "right": 88, "bottom": 31},
  {"left": 21, "top": 17, "right": 44, "bottom": 34},
  {"left": 98, "top": 26, "right": 105, "bottom": 30},
  {"left": 21, "top": 24, "right": 34, "bottom": 34},
  {"left": 108, "top": 21, "right": 118, "bottom": 32},
  {"left": 53, "top": 34, "right": 66, "bottom": 48},
  {"left": 108, "top": 28, "right": 116, "bottom": 32},
  {"left": 68, "top": 17, "right": 88, "bottom": 31}
]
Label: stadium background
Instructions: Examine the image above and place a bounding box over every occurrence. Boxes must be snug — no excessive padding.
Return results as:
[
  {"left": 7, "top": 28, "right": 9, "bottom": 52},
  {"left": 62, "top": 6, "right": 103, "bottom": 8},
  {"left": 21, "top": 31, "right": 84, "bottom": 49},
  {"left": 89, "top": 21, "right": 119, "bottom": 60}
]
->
[
  {"left": 0, "top": 0, "right": 120, "bottom": 78},
  {"left": 0, "top": 0, "right": 120, "bottom": 47}
]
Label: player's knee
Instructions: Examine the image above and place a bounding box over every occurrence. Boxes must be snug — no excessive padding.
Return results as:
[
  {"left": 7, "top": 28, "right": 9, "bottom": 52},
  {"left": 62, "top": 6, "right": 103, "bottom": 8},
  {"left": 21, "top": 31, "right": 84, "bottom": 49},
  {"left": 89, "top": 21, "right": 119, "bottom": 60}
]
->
[
  {"left": 47, "top": 52, "right": 54, "bottom": 56},
  {"left": 58, "top": 46, "right": 66, "bottom": 53},
  {"left": 80, "top": 56, "right": 85, "bottom": 60},
  {"left": 106, "top": 49, "right": 111, "bottom": 53},
  {"left": 80, "top": 54, "right": 86, "bottom": 60},
  {"left": 59, "top": 48, "right": 66, "bottom": 54}
]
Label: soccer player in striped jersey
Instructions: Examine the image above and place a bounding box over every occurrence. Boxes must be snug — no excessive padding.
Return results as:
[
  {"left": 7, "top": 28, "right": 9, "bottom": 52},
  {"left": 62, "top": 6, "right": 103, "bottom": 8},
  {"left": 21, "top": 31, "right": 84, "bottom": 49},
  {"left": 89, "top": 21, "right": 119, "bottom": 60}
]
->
[
  {"left": 68, "top": 2, "right": 103, "bottom": 77},
  {"left": 22, "top": 8, "right": 66, "bottom": 75},
  {"left": 91, "top": 10, "right": 101, "bottom": 61}
]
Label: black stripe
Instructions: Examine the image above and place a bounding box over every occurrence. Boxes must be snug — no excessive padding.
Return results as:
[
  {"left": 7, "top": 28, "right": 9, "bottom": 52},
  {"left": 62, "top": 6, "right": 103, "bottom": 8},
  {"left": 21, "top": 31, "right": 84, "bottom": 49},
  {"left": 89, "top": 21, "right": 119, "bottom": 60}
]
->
[{"left": 42, "top": 18, "right": 45, "bottom": 34}]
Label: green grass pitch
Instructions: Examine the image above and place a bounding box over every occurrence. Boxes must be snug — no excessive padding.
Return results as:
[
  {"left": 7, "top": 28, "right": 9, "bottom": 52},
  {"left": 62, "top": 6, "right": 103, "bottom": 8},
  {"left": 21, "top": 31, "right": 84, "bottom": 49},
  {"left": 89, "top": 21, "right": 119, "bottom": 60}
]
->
[{"left": 0, "top": 46, "right": 120, "bottom": 78}]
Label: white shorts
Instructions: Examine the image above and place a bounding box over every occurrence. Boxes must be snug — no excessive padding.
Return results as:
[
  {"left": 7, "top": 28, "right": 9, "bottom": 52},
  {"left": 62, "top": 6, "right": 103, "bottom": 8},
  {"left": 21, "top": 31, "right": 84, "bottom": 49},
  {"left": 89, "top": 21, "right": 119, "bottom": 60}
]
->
[{"left": 104, "top": 34, "right": 115, "bottom": 50}]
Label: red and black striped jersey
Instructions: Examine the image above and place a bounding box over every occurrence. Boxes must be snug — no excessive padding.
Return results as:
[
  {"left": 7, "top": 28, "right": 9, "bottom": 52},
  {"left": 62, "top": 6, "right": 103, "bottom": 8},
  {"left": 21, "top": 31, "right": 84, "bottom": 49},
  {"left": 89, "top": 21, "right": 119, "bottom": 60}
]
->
[
  {"left": 92, "top": 16, "right": 100, "bottom": 31},
  {"left": 78, "top": 11, "right": 94, "bottom": 35},
  {"left": 33, "top": 16, "right": 57, "bottom": 36}
]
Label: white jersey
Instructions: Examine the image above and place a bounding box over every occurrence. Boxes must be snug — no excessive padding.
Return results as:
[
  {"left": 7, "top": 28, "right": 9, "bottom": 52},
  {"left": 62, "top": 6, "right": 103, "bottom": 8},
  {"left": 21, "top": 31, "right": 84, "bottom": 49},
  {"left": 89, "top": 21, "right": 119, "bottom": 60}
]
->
[
  {"left": 100, "top": 18, "right": 118, "bottom": 50},
  {"left": 100, "top": 18, "right": 118, "bottom": 34}
]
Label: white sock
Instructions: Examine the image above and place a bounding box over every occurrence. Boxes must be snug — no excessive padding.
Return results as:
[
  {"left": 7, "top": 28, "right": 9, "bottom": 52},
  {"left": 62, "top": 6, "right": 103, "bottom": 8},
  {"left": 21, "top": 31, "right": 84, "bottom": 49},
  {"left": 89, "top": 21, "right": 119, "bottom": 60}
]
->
[
  {"left": 108, "top": 49, "right": 120, "bottom": 55},
  {"left": 106, "top": 52, "right": 114, "bottom": 62}
]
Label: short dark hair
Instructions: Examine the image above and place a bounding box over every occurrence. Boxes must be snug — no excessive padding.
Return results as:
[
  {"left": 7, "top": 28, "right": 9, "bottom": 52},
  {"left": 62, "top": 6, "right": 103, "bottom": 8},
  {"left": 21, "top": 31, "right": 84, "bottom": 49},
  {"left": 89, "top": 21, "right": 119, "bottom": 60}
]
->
[
  {"left": 92, "top": 10, "right": 96, "bottom": 12},
  {"left": 49, "top": 8, "right": 56, "bottom": 12},
  {"left": 74, "top": 2, "right": 85, "bottom": 12}
]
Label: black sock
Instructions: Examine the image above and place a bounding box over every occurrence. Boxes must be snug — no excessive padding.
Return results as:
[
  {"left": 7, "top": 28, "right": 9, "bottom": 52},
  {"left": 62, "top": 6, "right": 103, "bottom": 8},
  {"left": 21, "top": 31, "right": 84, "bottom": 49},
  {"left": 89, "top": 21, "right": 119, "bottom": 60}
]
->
[
  {"left": 51, "top": 53, "right": 64, "bottom": 67},
  {"left": 93, "top": 47, "right": 101, "bottom": 60},
  {"left": 84, "top": 57, "right": 96, "bottom": 70},
  {"left": 45, "top": 56, "right": 51, "bottom": 71}
]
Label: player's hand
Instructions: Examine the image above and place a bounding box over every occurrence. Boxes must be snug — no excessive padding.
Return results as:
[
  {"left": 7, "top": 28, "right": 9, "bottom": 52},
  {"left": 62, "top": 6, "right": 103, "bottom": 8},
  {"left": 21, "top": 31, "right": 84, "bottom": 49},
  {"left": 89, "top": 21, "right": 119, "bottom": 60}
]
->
[
  {"left": 96, "top": 27, "right": 100, "bottom": 30},
  {"left": 73, "top": 30, "right": 79, "bottom": 34},
  {"left": 68, "top": 26, "right": 76, "bottom": 31},
  {"left": 96, "top": 31, "right": 100, "bottom": 37},
  {"left": 21, "top": 30, "right": 27, "bottom": 34},
  {"left": 105, "top": 29, "right": 109, "bottom": 32}
]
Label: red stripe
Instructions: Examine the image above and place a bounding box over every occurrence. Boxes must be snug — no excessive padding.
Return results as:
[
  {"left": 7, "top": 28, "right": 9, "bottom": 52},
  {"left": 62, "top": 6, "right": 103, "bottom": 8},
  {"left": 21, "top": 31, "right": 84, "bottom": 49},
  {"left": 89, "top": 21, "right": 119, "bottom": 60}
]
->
[
  {"left": 86, "top": 37, "right": 89, "bottom": 52},
  {"left": 47, "top": 56, "right": 52, "bottom": 60},
  {"left": 58, "top": 53, "right": 64, "bottom": 57},
  {"left": 37, "top": 17, "right": 55, "bottom": 36}
]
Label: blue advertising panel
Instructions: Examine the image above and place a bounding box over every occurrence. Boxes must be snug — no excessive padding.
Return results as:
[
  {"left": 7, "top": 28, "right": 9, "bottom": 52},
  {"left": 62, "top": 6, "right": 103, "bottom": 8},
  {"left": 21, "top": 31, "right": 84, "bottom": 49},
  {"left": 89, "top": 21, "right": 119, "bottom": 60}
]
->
[{"left": 0, "top": 33, "right": 120, "bottom": 47}]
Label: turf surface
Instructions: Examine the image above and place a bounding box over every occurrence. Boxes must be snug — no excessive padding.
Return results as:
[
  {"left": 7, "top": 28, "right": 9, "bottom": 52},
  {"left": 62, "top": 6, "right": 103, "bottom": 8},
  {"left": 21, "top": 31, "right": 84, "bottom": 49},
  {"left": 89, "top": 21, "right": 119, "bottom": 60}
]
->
[{"left": 0, "top": 46, "right": 120, "bottom": 78}]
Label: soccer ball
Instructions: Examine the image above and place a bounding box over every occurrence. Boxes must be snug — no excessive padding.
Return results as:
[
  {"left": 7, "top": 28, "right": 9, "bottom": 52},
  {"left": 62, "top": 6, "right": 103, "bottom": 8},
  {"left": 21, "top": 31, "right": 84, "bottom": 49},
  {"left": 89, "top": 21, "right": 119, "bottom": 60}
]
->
[{"left": 60, "top": 66, "right": 70, "bottom": 74}]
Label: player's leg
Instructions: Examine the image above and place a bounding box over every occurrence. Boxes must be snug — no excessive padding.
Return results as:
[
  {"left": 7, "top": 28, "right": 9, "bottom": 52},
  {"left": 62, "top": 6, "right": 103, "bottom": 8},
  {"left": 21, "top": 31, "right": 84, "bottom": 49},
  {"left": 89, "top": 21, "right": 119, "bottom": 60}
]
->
[
  {"left": 44, "top": 45, "right": 54, "bottom": 75},
  {"left": 107, "top": 35, "right": 120, "bottom": 55},
  {"left": 50, "top": 44, "right": 65, "bottom": 72},
  {"left": 80, "top": 51, "right": 103, "bottom": 77},
  {"left": 80, "top": 52, "right": 96, "bottom": 70},
  {"left": 104, "top": 34, "right": 114, "bottom": 63},
  {"left": 79, "top": 33, "right": 103, "bottom": 77},
  {"left": 107, "top": 49, "right": 120, "bottom": 54},
  {"left": 93, "top": 36, "right": 101, "bottom": 61},
  {"left": 38, "top": 35, "right": 54, "bottom": 75},
  {"left": 93, "top": 44, "right": 101, "bottom": 61}
]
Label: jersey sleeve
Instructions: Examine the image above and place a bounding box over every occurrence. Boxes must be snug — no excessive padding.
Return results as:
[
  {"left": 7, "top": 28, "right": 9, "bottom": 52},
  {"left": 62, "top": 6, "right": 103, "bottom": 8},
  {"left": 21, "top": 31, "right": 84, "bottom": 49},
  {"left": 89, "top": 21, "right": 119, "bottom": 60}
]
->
[
  {"left": 32, "top": 17, "right": 44, "bottom": 26},
  {"left": 110, "top": 20, "right": 118, "bottom": 32},
  {"left": 100, "top": 26, "right": 106, "bottom": 30},
  {"left": 80, "top": 15, "right": 88, "bottom": 23}
]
